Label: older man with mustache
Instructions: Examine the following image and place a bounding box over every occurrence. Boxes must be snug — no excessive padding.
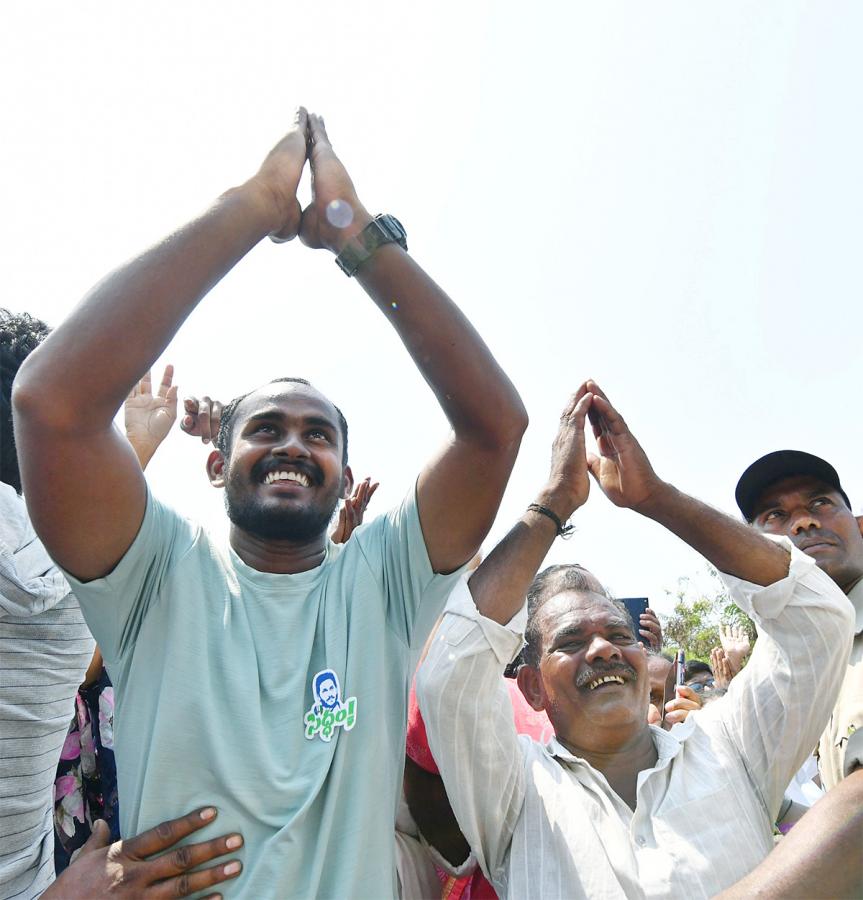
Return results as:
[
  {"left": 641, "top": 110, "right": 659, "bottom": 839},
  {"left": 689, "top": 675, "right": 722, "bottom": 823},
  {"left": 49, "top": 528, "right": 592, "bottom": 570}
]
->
[{"left": 417, "top": 383, "right": 853, "bottom": 899}]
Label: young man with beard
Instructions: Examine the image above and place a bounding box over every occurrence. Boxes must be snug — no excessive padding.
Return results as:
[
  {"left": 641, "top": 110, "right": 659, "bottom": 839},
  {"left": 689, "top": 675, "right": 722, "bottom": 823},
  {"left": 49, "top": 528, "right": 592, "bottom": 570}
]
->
[
  {"left": 12, "top": 110, "right": 526, "bottom": 898},
  {"left": 416, "top": 381, "right": 852, "bottom": 899}
]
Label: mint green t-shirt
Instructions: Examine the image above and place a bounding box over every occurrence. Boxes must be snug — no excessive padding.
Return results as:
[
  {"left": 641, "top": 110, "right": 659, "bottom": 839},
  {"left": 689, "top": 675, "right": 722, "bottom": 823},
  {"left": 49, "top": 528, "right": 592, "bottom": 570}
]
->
[{"left": 65, "top": 486, "right": 461, "bottom": 899}]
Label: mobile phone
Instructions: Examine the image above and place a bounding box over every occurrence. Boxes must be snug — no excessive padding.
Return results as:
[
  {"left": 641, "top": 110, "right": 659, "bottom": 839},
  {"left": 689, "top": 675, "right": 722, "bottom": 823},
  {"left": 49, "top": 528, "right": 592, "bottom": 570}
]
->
[
  {"left": 661, "top": 649, "right": 686, "bottom": 726},
  {"left": 620, "top": 597, "right": 648, "bottom": 636}
]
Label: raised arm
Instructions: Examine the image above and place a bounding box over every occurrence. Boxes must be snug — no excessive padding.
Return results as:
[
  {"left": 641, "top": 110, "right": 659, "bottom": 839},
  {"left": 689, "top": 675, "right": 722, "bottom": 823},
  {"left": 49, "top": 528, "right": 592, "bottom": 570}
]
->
[
  {"left": 12, "top": 111, "right": 310, "bottom": 580},
  {"left": 416, "top": 392, "right": 591, "bottom": 883},
  {"left": 298, "top": 116, "right": 527, "bottom": 573},
  {"left": 583, "top": 379, "right": 853, "bottom": 808},
  {"left": 468, "top": 390, "right": 593, "bottom": 622}
]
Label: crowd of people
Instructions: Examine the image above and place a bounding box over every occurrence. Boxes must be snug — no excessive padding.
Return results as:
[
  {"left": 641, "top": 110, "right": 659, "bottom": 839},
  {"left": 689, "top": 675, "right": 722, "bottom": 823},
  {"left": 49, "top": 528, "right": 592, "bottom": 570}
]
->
[{"left": 1, "top": 109, "right": 860, "bottom": 899}]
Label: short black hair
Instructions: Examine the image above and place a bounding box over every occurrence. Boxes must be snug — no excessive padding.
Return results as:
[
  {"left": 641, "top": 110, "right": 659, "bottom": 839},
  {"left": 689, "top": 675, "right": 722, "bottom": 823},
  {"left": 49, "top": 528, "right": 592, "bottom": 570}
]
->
[
  {"left": 1, "top": 309, "right": 51, "bottom": 493},
  {"left": 215, "top": 377, "right": 349, "bottom": 465},
  {"left": 522, "top": 564, "right": 624, "bottom": 668},
  {"left": 684, "top": 659, "right": 713, "bottom": 680}
]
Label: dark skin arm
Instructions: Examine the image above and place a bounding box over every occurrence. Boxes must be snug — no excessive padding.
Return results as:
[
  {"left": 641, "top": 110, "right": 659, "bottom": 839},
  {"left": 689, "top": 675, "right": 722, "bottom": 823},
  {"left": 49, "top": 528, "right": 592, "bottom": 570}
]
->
[
  {"left": 713, "top": 768, "right": 863, "bottom": 899},
  {"left": 299, "top": 116, "right": 527, "bottom": 573},
  {"left": 14, "top": 110, "right": 525, "bottom": 581},
  {"left": 403, "top": 756, "right": 471, "bottom": 868},
  {"left": 468, "top": 389, "right": 593, "bottom": 623},
  {"left": 13, "top": 111, "right": 309, "bottom": 581}
]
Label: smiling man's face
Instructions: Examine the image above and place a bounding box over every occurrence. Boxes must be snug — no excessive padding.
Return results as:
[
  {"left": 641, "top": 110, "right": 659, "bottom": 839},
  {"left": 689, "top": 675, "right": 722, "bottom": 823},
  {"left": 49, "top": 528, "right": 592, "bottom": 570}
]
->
[
  {"left": 218, "top": 383, "right": 352, "bottom": 542},
  {"left": 521, "top": 591, "right": 649, "bottom": 748},
  {"left": 751, "top": 475, "right": 863, "bottom": 593}
]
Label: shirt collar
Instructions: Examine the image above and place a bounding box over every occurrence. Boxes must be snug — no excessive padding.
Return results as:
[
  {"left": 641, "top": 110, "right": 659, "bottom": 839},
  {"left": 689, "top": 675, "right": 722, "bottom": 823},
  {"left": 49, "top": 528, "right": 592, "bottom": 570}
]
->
[{"left": 547, "top": 719, "right": 693, "bottom": 771}]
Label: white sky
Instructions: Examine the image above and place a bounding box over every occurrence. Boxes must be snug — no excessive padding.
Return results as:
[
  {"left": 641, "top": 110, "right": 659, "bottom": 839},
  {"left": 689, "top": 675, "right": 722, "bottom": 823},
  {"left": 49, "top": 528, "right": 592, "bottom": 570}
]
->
[{"left": 2, "top": 2, "right": 860, "bottom": 613}]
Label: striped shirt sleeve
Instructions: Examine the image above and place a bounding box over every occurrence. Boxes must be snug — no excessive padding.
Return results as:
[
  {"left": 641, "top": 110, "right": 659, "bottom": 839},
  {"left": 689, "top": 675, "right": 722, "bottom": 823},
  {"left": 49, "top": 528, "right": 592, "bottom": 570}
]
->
[
  {"left": 708, "top": 541, "right": 854, "bottom": 819},
  {"left": 416, "top": 579, "right": 527, "bottom": 884}
]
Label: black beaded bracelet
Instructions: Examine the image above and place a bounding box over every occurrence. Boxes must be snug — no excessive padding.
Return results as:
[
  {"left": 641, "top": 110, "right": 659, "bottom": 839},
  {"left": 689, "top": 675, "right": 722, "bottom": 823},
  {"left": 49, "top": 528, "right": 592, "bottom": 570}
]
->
[{"left": 527, "top": 503, "right": 574, "bottom": 538}]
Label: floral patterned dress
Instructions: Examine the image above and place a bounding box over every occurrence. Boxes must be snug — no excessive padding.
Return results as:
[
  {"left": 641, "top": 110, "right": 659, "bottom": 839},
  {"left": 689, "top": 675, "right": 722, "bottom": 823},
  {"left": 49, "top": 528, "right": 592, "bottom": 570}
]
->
[{"left": 53, "top": 667, "right": 120, "bottom": 873}]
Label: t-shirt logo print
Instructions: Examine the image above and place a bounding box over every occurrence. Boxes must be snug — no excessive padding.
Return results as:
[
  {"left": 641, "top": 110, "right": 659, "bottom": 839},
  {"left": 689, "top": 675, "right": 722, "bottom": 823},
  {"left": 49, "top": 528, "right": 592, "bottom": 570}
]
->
[{"left": 304, "top": 668, "right": 358, "bottom": 742}]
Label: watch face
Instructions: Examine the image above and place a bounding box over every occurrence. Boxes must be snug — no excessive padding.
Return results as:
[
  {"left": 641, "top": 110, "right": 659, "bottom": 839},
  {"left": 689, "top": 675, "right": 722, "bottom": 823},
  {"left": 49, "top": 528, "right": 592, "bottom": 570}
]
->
[{"left": 377, "top": 214, "right": 407, "bottom": 248}]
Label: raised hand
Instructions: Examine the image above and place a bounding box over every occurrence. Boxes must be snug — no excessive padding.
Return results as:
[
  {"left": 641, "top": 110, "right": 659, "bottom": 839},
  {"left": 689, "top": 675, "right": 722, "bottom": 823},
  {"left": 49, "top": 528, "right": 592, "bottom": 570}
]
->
[
  {"left": 583, "top": 380, "right": 664, "bottom": 512},
  {"left": 42, "top": 807, "right": 242, "bottom": 899},
  {"left": 539, "top": 389, "right": 594, "bottom": 520},
  {"left": 254, "top": 106, "right": 310, "bottom": 243},
  {"left": 711, "top": 646, "right": 735, "bottom": 690},
  {"left": 299, "top": 114, "right": 371, "bottom": 254},
  {"left": 719, "top": 624, "right": 751, "bottom": 674},
  {"left": 124, "top": 366, "right": 179, "bottom": 468},
  {"left": 180, "top": 395, "right": 223, "bottom": 445},
  {"left": 331, "top": 477, "right": 379, "bottom": 544},
  {"left": 639, "top": 607, "right": 663, "bottom": 650}
]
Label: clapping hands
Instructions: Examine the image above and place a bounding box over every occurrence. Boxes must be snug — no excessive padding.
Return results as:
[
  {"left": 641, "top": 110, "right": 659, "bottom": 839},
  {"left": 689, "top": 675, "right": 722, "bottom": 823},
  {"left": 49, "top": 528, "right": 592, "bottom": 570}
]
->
[
  {"left": 253, "top": 109, "right": 370, "bottom": 254},
  {"left": 542, "top": 380, "right": 665, "bottom": 518}
]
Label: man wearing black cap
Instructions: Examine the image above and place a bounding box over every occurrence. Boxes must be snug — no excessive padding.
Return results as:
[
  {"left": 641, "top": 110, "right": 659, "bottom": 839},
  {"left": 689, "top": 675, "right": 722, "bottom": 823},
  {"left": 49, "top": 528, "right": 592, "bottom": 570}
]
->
[{"left": 735, "top": 450, "right": 863, "bottom": 791}]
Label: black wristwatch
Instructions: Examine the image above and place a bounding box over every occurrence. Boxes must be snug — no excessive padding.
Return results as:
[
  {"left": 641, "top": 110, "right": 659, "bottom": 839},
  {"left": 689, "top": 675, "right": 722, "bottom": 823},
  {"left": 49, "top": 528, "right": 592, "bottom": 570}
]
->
[{"left": 335, "top": 214, "right": 408, "bottom": 277}]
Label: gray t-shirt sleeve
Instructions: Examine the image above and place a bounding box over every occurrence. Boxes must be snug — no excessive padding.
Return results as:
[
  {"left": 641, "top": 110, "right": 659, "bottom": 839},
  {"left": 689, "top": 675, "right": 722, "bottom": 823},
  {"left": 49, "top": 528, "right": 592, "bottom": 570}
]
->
[
  {"left": 354, "top": 483, "right": 466, "bottom": 650},
  {"left": 62, "top": 488, "right": 196, "bottom": 666}
]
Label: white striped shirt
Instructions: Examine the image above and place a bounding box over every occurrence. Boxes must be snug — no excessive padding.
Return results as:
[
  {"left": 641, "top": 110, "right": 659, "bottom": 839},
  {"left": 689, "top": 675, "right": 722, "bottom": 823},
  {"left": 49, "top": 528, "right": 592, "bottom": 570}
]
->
[
  {"left": 417, "top": 543, "right": 853, "bottom": 899},
  {"left": 0, "top": 483, "right": 94, "bottom": 900}
]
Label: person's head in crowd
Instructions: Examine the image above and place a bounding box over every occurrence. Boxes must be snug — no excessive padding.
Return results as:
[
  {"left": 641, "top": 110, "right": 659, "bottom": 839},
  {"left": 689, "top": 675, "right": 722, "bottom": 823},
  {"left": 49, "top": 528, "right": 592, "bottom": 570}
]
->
[
  {"left": 0, "top": 308, "right": 50, "bottom": 493},
  {"left": 684, "top": 658, "right": 716, "bottom": 695},
  {"left": 517, "top": 563, "right": 650, "bottom": 749},
  {"left": 207, "top": 377, "right": 354, "bottom": 543},
  {"left": 647, "top": 651, "right": 674, "bottom": 726},
  {"left": 737, "top": 450, "right": 863, "bottom": 594}
]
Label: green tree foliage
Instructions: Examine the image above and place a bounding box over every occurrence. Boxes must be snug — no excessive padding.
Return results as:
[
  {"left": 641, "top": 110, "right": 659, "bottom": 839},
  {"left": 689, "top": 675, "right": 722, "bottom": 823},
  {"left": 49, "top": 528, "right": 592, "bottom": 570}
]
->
[{"left": 661, "top": 567, "right": 756, "bottom": 663}]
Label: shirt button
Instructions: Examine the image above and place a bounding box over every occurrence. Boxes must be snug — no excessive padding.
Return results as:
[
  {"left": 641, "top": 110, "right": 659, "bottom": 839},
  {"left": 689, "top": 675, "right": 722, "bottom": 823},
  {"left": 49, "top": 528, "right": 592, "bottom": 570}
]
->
[{"left": 636, "top": 836, "right": 647, "bottom": 847}]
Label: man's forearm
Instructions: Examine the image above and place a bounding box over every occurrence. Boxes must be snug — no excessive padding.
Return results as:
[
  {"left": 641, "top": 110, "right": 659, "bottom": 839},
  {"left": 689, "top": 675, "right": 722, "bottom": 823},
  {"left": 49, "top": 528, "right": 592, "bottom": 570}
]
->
[
  {"left": 638, "top": 483, "right": 790, "bottom": 586},
  {"left": 468, "top": 505, "right": 562, "bottom": 624},
  {"left": 715, "top": 769, "right": 863, "bottom": 899},
  {"left": 356, "top": 246, "right": 526, "bottom": 445},
  {"left": 15, "top": 181, "right": 277, "bottom": 434}
]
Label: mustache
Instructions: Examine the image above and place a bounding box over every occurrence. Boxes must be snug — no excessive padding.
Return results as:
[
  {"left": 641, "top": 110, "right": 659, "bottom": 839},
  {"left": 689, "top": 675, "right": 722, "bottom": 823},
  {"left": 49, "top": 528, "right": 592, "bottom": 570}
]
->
[
  {"left": 252, "top": 459, "right": 323, "bottom": 486},
  {"left": 576, "top": 661, "right": 637, "bottom": 689},
  {"left": 794, "top": 528, "right": 840, "bottom": 546}
]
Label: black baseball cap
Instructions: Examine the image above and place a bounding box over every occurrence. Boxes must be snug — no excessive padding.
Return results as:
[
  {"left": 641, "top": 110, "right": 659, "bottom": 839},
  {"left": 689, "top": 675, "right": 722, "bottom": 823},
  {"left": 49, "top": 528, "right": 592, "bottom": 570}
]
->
[{"left": 735, "top": 450, "right": 852, "bottom": 522}]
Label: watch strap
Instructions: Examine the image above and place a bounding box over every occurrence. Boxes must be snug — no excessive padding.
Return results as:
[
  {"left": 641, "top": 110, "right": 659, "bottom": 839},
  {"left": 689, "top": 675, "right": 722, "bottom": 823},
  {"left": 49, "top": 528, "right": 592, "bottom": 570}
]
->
[{"left": 335, "top": 214, "right": 408, "bottom": 277}]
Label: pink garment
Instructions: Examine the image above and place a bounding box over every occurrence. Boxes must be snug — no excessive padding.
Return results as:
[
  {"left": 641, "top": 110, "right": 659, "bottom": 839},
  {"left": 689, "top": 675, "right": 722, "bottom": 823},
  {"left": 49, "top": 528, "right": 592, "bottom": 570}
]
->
[{"left": 407, "top": 677, "right": 553, "bottom": 899}]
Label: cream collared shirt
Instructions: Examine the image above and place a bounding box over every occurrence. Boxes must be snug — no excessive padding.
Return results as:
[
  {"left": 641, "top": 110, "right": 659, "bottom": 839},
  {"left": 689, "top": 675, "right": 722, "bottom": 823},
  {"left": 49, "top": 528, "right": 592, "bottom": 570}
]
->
[
  {"left": 417, "top": 544, "right": 853, "bottom": 900},
  {"left": 817, "top": 578, "right": 863, "bottom": 789}
]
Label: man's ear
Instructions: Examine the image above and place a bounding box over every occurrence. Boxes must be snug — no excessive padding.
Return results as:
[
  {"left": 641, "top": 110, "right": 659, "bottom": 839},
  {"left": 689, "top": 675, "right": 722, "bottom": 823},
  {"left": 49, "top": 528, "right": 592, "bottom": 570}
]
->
[
  {"left": 341, "top": 465, "right": 354, "bottom": 500},
  {"left": 206, "top": 450, "right": 227, "bottom": 488},
  {"left": 517, "top": 664, "right": 546, "bottom": 712}
]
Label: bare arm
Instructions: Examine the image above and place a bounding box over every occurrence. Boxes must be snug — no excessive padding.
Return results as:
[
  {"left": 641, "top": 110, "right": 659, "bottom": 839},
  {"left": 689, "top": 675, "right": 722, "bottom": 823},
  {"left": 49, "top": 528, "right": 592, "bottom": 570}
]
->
[
  {"left": 714, "top": 768, "right": 863, "bottom": 899},
  {"left": 12, "top": 112, "right": 309, "bottom": 580},
  {"left": 298, "top": 116, "right": 527, "bottom": 574},
  {"left": 468, "top": 390, "right": 593, "bottom": 623}
]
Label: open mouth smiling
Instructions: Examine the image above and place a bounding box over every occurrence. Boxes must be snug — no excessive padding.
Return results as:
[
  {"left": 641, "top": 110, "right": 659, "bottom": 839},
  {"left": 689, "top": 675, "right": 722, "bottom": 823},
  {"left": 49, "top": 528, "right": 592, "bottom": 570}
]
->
[
  {"left": 587, "top": 674, "right": 627, "bottom": 690},
  {"left": 262, "top": 470, "right": 312, "bottom": 487}
]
